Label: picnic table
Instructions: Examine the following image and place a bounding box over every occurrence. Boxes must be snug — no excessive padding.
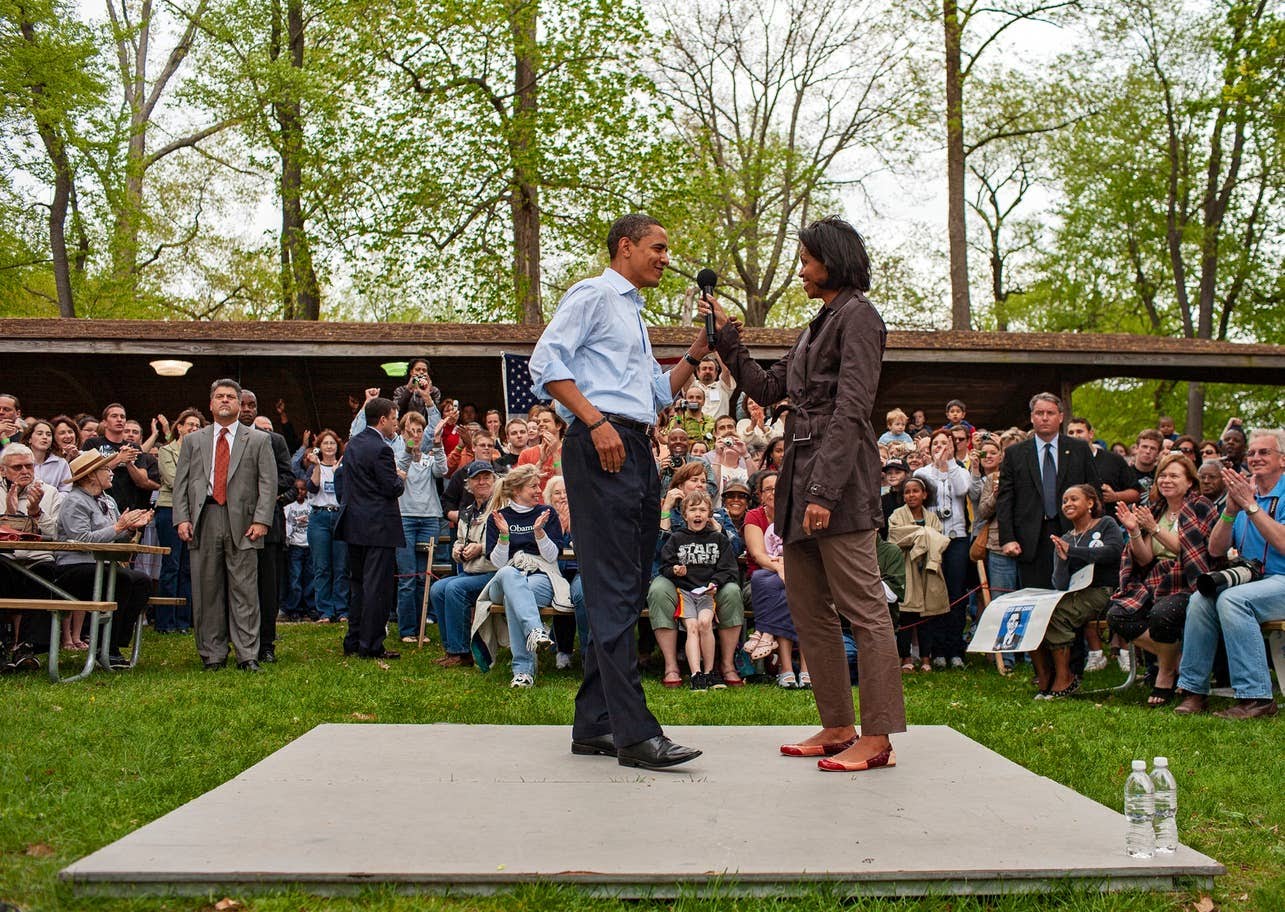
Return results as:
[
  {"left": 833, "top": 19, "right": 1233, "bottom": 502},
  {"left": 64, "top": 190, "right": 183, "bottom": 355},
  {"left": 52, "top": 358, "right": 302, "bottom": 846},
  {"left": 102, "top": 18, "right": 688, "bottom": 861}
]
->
[{"left": 0, "top": 540, "right": 168, "bottom": 683}]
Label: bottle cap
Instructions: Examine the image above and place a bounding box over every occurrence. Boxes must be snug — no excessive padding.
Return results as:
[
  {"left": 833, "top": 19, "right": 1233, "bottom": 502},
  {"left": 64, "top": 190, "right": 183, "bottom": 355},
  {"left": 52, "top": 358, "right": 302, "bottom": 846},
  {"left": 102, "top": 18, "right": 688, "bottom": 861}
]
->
[
  {"left": 1132, "top": 760, "right": 1147, "bottom": 771},
  {"left": 1154, "top": 757, "right": 1168, "bottom": 767}
]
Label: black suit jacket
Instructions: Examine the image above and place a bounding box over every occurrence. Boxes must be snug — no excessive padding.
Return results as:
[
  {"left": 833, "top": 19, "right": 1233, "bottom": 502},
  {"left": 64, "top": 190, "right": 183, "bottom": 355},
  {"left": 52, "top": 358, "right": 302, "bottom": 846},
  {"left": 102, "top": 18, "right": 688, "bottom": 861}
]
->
[
  {"left": 335, "top": 427, "right": 405, "bottom": 548},
  {"left": 264, "top": 430, "right": 294, "bottom": 545},
  {"left": 996, "top": 434, "right": 1100, "bottom": 563}
]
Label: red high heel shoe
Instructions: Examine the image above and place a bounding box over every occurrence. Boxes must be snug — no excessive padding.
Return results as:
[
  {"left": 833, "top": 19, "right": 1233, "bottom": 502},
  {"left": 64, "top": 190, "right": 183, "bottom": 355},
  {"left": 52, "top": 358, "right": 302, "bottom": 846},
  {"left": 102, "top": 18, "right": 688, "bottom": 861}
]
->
[
  {"left": 817, "top": 747, "right": 896, "bottom": 772},
  {"left": 779, "top": 735, "right": 858, "bottom": 757}
]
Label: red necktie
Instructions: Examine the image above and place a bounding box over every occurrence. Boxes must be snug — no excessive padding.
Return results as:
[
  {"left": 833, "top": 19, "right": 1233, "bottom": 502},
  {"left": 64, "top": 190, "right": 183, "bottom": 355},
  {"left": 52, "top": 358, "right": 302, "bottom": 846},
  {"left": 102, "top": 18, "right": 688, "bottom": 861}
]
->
[{"left": 213, "top": 428, "right": 229, "bottom": 505}]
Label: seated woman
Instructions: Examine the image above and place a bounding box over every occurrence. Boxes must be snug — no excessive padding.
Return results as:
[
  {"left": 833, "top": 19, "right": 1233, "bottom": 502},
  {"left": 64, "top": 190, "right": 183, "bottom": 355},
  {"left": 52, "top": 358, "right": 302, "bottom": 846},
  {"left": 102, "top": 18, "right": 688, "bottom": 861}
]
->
[
  {"left": 1030, "top": 484, "right": 1123, "bottom": 698},
  {"left": 647, "top": 461, "right": 745, "bottom": 688},
  {"left": 516, "top": 405, "right": 566, "bottom": 494},
  {"left": 54, "top": 449, "right": 153, "bottom": 668},
  {"left": 483, "top": 464, "right": 568, "bottom": 688},
  {"left": 431, "top": 462, "right": 498, "bottom": 668},
  {"left": 886, "top": 476, "right": 950, "bottom": 673},
  {"left": 741, "top": 471, "right": 811, "bottom": 688},
  {"left": 544, "top": 474, "right": 589, "bottom": 669},
  {"left": 1107, "top": 452, "right": 1217, "bottom": 707}
]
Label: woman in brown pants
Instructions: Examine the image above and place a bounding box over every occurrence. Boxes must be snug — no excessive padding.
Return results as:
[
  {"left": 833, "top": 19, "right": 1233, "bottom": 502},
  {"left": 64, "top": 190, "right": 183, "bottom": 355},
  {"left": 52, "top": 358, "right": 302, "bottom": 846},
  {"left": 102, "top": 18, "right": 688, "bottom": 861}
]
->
[{"left": 702, "top": 216, "right": 906, "bottom": 771}]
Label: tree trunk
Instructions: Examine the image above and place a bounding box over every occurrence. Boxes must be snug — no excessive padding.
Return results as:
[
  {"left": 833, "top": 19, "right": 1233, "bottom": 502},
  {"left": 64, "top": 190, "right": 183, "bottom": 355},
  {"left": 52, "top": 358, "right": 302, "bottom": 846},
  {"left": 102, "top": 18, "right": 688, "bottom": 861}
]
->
[
  {"left": 510, "top": 0, "right": 542, "bottom": 324},
  {"left": 943, "top": 0, "right": 970, "bottom": 331},
  {"left": 19, "top": 18, "right": 76, "bottom": 316},
  {"left": 277, "top": 0, "right": 321, "bottom": 320}
]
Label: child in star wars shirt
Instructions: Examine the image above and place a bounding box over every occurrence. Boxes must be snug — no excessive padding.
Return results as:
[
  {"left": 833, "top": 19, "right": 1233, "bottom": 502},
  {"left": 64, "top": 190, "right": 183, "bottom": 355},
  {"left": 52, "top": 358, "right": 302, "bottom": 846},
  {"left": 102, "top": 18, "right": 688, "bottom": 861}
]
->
[{"left": 659, "top": 490, "right": 740, "bottom": 691}]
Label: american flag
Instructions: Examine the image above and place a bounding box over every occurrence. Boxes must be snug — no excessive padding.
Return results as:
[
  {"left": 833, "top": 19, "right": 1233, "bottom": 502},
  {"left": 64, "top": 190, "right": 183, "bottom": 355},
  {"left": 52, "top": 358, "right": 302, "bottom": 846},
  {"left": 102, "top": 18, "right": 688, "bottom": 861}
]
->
[
  {"left": 504, "top": 349, "right": 684, "bottom": 418},
  {"left": 503, "top": 352, "right": 548, "bottom": 418}
]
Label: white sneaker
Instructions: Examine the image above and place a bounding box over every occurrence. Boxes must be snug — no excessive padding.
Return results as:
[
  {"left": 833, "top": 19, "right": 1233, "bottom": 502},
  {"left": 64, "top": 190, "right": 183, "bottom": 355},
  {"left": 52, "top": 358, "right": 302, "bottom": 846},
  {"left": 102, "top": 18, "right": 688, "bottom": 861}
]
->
[
  {"left": 510, "top": 673, "right": 535, "bottom": 688},
  {"left": 1117, "top": 650, "right": 1132, "bottom": 673},
  {"left": 1084, "top": 650, "right": 1108, "bottom": 673},
  {"left": 525, "top": 626, "right": 553, "bottom": 655},
  {"left": 555, "top": 651, "right": 573, "bottom": 670},
  {"left": 932, "top": 657, "right": 947, "bottom": 669},
  {"left": 949, "top": 656, "right": 966, "bottom": 670}
]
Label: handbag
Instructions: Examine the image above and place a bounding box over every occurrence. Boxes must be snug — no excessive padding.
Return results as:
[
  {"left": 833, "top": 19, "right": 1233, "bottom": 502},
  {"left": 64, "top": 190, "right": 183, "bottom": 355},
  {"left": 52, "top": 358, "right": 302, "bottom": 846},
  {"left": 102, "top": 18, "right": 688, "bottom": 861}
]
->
[
  {"left": 968, "top": 520, "right": 990, "bottom": 562},
  {"left": 0, "top": 512, "right": 40, "bottom": 542}
]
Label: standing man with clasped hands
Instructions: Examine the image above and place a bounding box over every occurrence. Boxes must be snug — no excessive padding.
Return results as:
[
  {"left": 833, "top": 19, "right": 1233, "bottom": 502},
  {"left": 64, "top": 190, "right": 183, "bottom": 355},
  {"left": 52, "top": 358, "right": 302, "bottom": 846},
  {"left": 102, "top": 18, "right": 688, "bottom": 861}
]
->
[
  {"left": 529, "top": 212, "right": 712, "bottom": 771},
  {"left": 173, "top": 379, "right": 278, "bottom": 672}
]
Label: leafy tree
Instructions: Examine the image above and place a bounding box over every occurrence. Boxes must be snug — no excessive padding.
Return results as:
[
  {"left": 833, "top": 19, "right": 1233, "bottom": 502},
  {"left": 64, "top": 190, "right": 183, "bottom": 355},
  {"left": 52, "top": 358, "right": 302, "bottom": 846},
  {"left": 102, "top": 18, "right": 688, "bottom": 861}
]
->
[
  {"left": 0, "top": 0, "right": 104, "bottom": 316},
  {"left": 342, "top": 0, "right": 656, "bottom": 323},
  {"left": 649, "top": 0, "right": 911, "bottom": 327},
  {"left": 1014, "top": 0, "right": 1285, "bottom": 437}
]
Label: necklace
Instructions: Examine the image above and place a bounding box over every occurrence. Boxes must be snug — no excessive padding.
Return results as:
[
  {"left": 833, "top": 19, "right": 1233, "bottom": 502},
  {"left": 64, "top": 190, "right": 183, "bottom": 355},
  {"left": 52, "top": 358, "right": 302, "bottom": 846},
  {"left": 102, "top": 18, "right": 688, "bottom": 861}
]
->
[{"left": 1068, "top": 523, "right": 1096, "bottom": 548}]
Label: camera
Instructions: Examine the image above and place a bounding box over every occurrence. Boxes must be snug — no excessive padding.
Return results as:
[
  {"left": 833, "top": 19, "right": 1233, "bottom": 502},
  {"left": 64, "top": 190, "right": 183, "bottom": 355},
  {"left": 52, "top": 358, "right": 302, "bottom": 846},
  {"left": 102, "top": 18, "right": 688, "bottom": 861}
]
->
[
  {"left": 412, "top": 375, "right": 428, "bottom": 389},
  {"left": 312, "top": 448, "right": 321, "bottom": 459},
  {"left": 1196, "top": 559, "right": 1263, "bottom": 598},
  {"left": 721, "top": 437, "right": 737, "bottom": 448}
]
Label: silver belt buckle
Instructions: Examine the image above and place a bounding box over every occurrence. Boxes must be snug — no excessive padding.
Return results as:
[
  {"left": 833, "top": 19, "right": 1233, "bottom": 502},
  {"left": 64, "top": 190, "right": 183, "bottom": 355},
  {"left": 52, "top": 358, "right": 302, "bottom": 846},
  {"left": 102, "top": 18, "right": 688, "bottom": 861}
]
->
[{"left": 792, "top": 432, "right": 811, "bottom": 443}]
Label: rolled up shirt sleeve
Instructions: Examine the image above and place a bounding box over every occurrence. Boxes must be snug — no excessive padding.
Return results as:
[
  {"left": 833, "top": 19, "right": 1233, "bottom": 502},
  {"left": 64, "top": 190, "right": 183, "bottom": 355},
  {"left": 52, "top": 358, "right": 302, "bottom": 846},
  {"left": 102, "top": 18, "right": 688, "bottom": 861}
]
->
[
  {"left": 652, "top": 362, "right": 673, "bottom": 413},
  {"left": 530, "top": 287, "right": 591, "bottom": 399}
]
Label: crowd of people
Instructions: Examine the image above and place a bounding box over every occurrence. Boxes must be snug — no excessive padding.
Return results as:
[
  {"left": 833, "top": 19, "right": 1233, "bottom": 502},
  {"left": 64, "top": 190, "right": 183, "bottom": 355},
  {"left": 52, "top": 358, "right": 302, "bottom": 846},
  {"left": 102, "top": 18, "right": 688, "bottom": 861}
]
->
[{"left": 0, "top": 368, "right": 1281, "bottom": 718}]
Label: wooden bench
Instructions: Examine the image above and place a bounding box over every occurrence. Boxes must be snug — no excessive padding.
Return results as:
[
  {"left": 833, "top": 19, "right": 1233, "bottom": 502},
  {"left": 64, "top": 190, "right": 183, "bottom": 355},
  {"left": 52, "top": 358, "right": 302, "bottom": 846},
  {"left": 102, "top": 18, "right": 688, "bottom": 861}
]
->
[{"left": 0, "top": 598, "right": 117, "bottom": 683}]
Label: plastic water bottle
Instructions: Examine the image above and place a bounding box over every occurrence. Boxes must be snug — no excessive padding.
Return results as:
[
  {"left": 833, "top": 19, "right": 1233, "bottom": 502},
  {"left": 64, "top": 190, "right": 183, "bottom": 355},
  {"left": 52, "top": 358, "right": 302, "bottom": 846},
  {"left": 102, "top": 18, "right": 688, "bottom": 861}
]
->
[
  {"left": 1124, "top": 760, "right": 1155, "bottom": 858},
  {"left": 1150, "top": 757, "right": 1178, "bottom": 853}
]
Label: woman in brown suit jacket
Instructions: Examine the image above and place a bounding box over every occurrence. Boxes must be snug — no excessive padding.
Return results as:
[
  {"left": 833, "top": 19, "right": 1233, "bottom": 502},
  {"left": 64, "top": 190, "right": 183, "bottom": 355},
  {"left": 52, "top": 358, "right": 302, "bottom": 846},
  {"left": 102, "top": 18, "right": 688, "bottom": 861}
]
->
[{"left": 702, "top": 216, "right": 906, "bottom": 771}]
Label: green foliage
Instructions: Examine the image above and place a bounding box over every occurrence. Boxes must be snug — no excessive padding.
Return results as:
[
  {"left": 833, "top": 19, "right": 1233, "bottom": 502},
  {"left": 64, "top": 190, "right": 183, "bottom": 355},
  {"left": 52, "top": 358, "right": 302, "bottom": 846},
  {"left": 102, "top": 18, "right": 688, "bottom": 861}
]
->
[{"left": 1, "top": 625, "right": 1282, "bottom": 910}]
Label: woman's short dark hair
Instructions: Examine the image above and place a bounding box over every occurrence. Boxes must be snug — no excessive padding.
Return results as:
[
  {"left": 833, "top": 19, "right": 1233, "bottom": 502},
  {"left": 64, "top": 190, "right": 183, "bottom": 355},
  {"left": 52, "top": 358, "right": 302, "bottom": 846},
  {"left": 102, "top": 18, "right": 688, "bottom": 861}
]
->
[
  {"left": 407, "top": 358, "right": 431, "bottom": 378},
  {"left": 798, "top": 216, "right": 871, "bottom": 292}
]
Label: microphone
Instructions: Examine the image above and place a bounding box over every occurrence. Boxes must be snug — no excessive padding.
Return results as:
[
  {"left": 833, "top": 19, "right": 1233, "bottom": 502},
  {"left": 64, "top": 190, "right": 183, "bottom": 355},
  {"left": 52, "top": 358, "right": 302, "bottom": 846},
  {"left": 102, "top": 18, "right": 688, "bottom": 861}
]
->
[{"left": 696, "top": 268, "right": 718, "bottom": 350}]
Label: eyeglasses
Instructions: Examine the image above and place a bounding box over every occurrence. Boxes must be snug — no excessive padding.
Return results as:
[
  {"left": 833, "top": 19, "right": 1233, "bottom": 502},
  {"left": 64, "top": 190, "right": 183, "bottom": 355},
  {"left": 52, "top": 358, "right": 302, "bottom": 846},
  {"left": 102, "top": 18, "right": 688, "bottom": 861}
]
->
[
  {"left": 1246, "top": 448, "right": 1280, "bottom": 458},
  {"left": 6, "top": 463, "right": 35, "bottom": 470},
  {"left": 1178, "top": 447, "right": 1196, "bottom": 455}
]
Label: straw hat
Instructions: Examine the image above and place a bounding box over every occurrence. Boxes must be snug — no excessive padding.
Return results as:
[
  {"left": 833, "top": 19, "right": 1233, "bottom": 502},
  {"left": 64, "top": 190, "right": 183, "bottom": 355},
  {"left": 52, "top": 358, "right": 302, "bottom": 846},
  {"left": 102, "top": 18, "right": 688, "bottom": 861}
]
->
[{"left": 69, "top": 448, "right": 114, "bottom": 483}]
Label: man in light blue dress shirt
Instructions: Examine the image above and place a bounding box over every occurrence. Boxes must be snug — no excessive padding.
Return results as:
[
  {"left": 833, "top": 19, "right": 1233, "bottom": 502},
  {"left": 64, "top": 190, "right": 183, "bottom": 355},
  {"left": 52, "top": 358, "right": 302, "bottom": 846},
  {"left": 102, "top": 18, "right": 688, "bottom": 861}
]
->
[{"left": 530, "top": 213, "right": 713, "bottom": 770}]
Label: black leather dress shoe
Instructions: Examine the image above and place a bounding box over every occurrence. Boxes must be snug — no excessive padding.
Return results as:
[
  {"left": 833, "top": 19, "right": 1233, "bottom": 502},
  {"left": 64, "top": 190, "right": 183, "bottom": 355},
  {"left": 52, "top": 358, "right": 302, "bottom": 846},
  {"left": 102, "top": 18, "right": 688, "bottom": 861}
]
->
[
  {"left": 571, "top": 734, "right": 617, "bottom": 757},
  {"left": 617, "top": 735, "right": 701, "bottom": 770},
  {"left": 203, "top": 660, "right": 225, "bottom": 671},
  {"left": 237, "top": 659, "right": 262, "bottom": 673},
  {"left": 258, "top": 648, "right": 277, "bottom": 664}
]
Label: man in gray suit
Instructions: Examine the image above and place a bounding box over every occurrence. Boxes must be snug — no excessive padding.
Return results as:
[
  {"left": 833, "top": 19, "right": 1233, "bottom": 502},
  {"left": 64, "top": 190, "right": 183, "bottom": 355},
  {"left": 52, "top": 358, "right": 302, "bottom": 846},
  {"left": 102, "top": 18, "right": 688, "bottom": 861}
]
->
[{"left": 173, "top": 378, "right": 278, "bottom": 671}]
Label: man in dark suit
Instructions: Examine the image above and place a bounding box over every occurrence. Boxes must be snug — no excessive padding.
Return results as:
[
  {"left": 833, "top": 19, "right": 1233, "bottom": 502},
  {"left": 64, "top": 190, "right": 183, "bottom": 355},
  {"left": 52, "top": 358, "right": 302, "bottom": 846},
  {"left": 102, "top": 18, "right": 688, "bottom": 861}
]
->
[
  {"left": 336, "top": 396, "right": 404, "bottom": 659},
  {"left": 240, "top": 389, "right": 295, "bottom": 664},
  {"left": 996, "top": 392, "right": 1101, "bottom": 591}
]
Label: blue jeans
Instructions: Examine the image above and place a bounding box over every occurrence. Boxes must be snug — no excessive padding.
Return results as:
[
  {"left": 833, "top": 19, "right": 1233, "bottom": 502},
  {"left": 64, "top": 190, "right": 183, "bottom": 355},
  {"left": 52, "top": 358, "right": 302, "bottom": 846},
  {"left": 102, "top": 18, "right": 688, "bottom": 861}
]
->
[
  {"left": 284, "top": 545, "right": 315, "bottom": 616},
  {"left": 152, "top": 505, "right": 192, "bottom": 631},
  {"left": 431, "top": 571, "right": 494, "bottom": 655},
  {"left": 307, "top": 509, "right": 349, "bottom": 620},
  {"left": 491, "top": 565, "right": 554, "bottom": 677},
  {"left": 396, "top": 515, "right": 441, "bottom": 637},
  {"left": 1178, "top": 574, "right": 1285, "bottom": 699}
]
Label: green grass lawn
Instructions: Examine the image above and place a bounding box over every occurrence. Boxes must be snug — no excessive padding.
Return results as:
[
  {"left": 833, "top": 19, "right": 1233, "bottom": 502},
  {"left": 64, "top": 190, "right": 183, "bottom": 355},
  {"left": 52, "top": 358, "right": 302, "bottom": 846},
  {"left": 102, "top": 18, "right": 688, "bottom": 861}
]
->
[{"left": 1, "top": 622, "right": 1281, "bottom": 912}]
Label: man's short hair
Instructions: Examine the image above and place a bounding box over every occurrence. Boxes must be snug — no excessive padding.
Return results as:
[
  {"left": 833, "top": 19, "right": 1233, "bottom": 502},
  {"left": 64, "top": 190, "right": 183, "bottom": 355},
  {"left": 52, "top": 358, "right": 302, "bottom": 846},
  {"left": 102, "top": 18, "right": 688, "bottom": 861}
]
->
[
  {"left": 797, "top": 216, "right": 871, "bottom": 292},
  {"left": 1028, "top": 392, "right": 1063, "bottom": 413},
  {"left": 607, "top": 213, "right": 663, "bottom": 258},
  {"left": 1, "top": 443, "right": 33, "bottom": 464},
  {"left": 473, "top": 433, "right": 496, "bottom": 447},
  {"left": 210, "top": 378, "right": 242, "bottom": 398},
  {"left": 1136, "top": 428, "right": 1164, "bottom": 447},
  {"left": 1247, "top": 427, "right": 1285, "bottom": 455},
  {"left": 0, "top": 393, "right": 18, "bottom": 410},
  {"left": 364, "top": 397, "right": 397, "bottom": 425},
  {"left": 505, "top": 417, "right": 527, "bottom": 434},
  {"left": 1067, "top": 416, "right": 1092, "bottom": 431},
  {"left": 946, "top": 399, "right": 966, "bottom": 411},
  {"left": 101, "top": 402, "right": 126, "bottom": 420}
]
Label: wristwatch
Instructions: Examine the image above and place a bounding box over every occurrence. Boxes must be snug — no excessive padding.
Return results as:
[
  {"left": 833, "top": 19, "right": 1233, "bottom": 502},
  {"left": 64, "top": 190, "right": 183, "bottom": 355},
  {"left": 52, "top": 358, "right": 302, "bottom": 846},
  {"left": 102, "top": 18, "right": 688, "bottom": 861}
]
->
[{"left": 1245, "top": 502, "right": 1261, "bottom": 516}]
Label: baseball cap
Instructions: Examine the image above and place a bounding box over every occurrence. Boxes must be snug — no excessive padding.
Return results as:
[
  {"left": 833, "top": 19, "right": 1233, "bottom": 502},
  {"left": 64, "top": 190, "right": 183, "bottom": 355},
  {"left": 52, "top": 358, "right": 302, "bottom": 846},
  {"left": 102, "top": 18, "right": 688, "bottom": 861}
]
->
[{"left": 464, "top": 460, "right": 495, "bottom": 479}]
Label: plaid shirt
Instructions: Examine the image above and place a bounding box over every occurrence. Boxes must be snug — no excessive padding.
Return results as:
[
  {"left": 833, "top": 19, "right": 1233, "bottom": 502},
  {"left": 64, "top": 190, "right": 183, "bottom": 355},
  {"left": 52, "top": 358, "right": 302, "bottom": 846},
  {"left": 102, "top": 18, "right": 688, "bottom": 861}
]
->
[{"left": 1112, "top": 494, "right": 1218, "bottom": 613}]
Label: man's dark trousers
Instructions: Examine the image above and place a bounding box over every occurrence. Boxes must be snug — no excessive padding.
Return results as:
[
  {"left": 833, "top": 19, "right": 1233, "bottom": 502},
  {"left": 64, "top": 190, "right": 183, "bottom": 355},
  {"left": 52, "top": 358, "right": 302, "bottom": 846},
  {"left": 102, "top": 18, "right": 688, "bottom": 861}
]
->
[
  {"left": 343, "top": 544, "right": 396, "bottom": 656},
  {"left": 562, "top": 421, "right": 663, "bottom": 749}
]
